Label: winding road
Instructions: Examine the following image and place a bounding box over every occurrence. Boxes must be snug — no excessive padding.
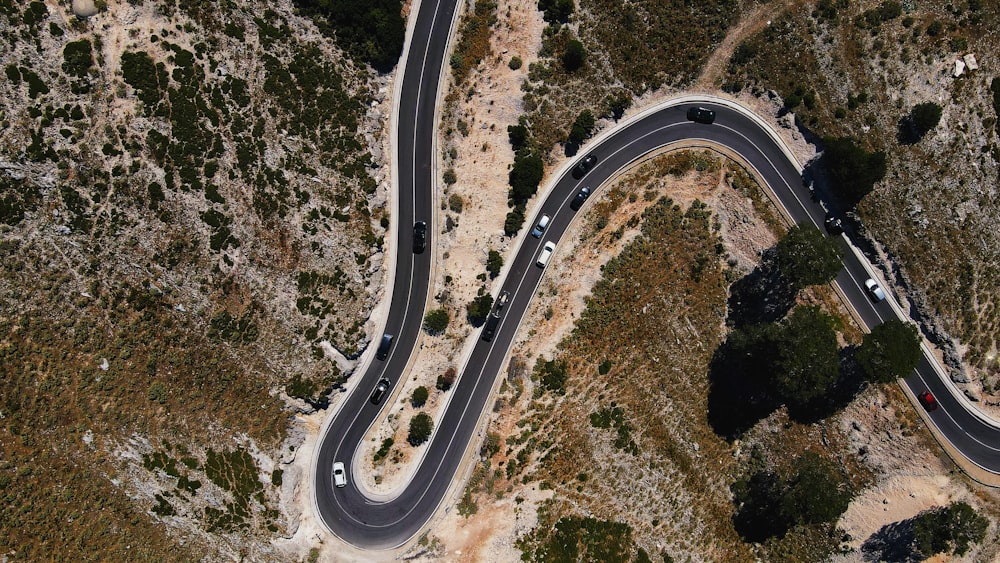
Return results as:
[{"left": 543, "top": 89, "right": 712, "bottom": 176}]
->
[{"left": 313, "top": 0, "right": 1000, "bottom": 551}]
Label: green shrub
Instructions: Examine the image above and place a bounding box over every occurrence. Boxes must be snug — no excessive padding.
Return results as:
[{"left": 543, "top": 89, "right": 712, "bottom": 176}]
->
[
  {"left": 538, "top": 0, "right": 574, "bottom": 23},
  {"left": 408, "top": 412, "right": 434, "bottom": 445},
  {"left": 504, "top": 204, "right": 526, "bottom": 235},
  {"left": 297, "top": 0, "right": 405, "bottom": 71},
  {"left": 856, "top": 319, "right": 922, "bottom": 383},
  {"left": 466, "top": 292, "right": 494, "bottom": 324},
  {"left": 486, "top": 250, "right": 503, "bottom": 278},
  {"left": 773, "top": 223, "right": 843, "bottom": 290},
  {"left": 508, "top": 151, "right": 544, "bottom": 202},
  {"left": 443, "top": 168, "right": 457, "bottom": 185},
  {"left": 567, "top": 109, "right": 595, "bottom": 144},
  {"left": 437, "top": 367, "right": 457, "bottom": 391},
  {"left": 448, "top": 193, "right": 463, "bottom": 212},
  {"left": 561, "top": 39, "right": 586, "bottom": 72},
  {"left": 423, "top": 308, "right": 449, "bottom": 334},
  {"left": 508, "top": 56, "right": 523, "bottom": 70},
  {"left": 62, "top": 39, "right": 93, "bottom": 78},
  {"left": 914, "top": 502, "right": 988, "bottom": 557},
  {"left": 411, "top": 386, "right": 429, "bottom": 407},
  {"left": 911, "top": 102, "right": 943, "bottom": 136}
]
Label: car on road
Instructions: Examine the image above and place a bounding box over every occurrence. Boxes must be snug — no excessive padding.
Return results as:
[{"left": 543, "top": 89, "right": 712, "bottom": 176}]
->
[
  {"left": 571, "top": 154, "right": 598, "bottom": 179},
  {"left": 413, "top": 221, "right": 427, "bottom": 253},
  {"left": 918, "top": 391, "right": 939, "bottom": 412},
  {"left": 686, "top": 106, "right": 716, "bottom": 124},
  {"left": 495, "top": 290, "right": 510, "bottom": 310},
  {"left": 536, "top": 241, "right": 556, "bottom": 268},
  {"left": 864, "top": 278, "right": 886, "bottom": 302},
  {"left": 531, "top": 214, "right": 550, "bottom": 238},
  {"left": 570, "top": 186, "right": 591, "bottom": 211},
  {"left": 824, "top": 213, "right": 844, "bottom": 235},
  {"left": 375, "top": 333, "right": 394, "bottom": 360},
  {"left": 333, "top": 461, "right": 347, "bottom": 487},
  {"left": 370, "top": 377, "right": 391, "bottom": 404}
]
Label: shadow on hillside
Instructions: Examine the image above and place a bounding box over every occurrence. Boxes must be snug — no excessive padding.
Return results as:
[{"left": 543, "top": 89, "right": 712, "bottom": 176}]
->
[
  {"left": 861, "top": 515, "right": 922, "bottom": 562},
  {"left": 726, "top": 253, "right": 797, "bottom": 329},
  {"left": 706, "top": 332, "right": 781, "bottom": 440}
]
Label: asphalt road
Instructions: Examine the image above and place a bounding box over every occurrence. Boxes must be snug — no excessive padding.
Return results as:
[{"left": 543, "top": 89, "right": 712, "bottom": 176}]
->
[{"left": 314, "top": 0, "right": 1000, "bottom": 552}]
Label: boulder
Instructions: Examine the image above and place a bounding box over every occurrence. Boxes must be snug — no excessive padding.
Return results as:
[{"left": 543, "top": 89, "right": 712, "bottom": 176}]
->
[{"left": 72, "top": 0, "right": 99, "bottom": 18}]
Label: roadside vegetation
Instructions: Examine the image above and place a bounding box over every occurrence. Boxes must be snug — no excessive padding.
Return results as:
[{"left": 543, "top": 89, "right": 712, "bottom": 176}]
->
[{"left": 0, "top": 1, "right": 387, "bottom": 558}]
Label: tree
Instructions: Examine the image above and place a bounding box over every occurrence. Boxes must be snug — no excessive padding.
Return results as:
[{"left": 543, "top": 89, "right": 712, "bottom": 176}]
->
[
  {"left": 410, "top": 386, "right": 428, "bottom": 407},
  {"left": 732, "top": 470, "right": 790, "bottom": 541},
  {"left": 504, "top": 204, "right": 526, "bottom": 235},
  {"left": 536, "top": 358, "right": 568, "bottom": 394},
  {"left": 423, "top": 308, "right": 449, "bottom": 334},
  {"left": 538, "top": 0, "right": 574, "bottom": 23},
  {"left": 298, "top": 0, "right": 406, "bottom": 72},
  {"left": 486, "top": 250, "right": 503, "bottom": 278},
  {"left": 561, "top": 39, "right": 587, "bottom": 72},
  {"left": 507, "top": 123, "right": 529, "bottom": 150},
  {"left": 508, "top": 151, "right": 544, "bottom": 202},
  {"left": 604, "top": 91, "right": 631, "bottom": 121},
  {"left": 567, "top": 110, "right": 595, "bottom": 144},
  {"left": 772, "top": 306, "right": 840, "bottom": 406},
  {"left": 466, "top": 292, "right": 494, "bottom": 325},
  {"left": 914, "top": 502, "right": 989, "bottom": 557},
  {"left": 856, "top": 319, "right": 921, "bottom": 383},
  {"left": 821, "top": 136, "right": 887, "bottom": 207},
  {"left": 780, "top": 452, "right": 852, "bottom": 525},
  {"left": 408, "top": 412, "right": 434, "bottom": 445},
  {"left": 773, "top": 223, "right": 843, "bottom": 290},
  {"left": 437, "top": 366, "right": 457, "bottom": 391},
  {"left": 911, "top": 102, "right": 943, "bottom": 136}
]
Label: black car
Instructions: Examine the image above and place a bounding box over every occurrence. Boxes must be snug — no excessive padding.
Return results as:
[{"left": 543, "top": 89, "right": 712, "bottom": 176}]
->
[
  {"left": 375, "top": 333, "right": 394, "bottom": 360},
  {"left": 824, "top": 213, "right": 844, "bottom": 235},
  {"left": 370, "top": 378, "right": 391, "bottom": 405},
  {"left": 570, "top": 187, "right": 592, "bottom": 211},
  {"left": 571, "top": 154, "right": 598, "bottom": 179},
  {"left": 413, "top": 221, "right": 427, "bottom": 253},
  {"left": 686, "top": 106, "right": 716, "bottom": 124}
]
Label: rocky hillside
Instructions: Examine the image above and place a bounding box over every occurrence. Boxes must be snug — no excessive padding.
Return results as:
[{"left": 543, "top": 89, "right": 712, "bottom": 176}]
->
[{"left": 0, "top": 0, "right": 393, "bottom": 558}]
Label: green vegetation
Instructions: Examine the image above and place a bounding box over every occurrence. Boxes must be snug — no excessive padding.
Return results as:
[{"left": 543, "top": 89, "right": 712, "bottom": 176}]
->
[
  {"left": 373, "top": 437, "right": 394, "bottom": 463},
  {"left": 437, "top": 367, "right": 457, "bottom": 391},
  {"left": 773, "top": 223, "right": 843, "bottom": 290},
  {"left": 538, "top": 0, "right": 574, "bottom": 23},
  {"left": 509, "top": 150, "right": 545, "bottom": 203},
  {"left": 486, "top": 249, "right": 503, "bottom": 278},
  {"left": 408, "top": 412, "right": 434, "bottom": 446},
  {"left": 770, "top": 306, "right": 841, "bottom": 407},
  {"left": 61, "top": 39, "right": 93, "bottom": 84},
  {"left": 411, "top": 386, "right": 429, "bottom": 407},
  {"left": 561, "top": 39, "right": 587, "bottom": 72},
  {"left": 296, "top": 0, "right": 405, "bottom": 71},
  {"left": 856, "top": 319, "right": 921, "bottom": 384},
  {"left": 913, "top": 502, "right": 988, "bottom": 557},
  {"left": 450, "top": 0, "right": 497, "bottom": 85},
  {"left": 520, "top": 516, "right": 641, "bottom": 562},
  {"left": 466, "top": 291, "right": 494, "bottom": 325},
  {"left": 535, "top": 357, "right": 568, "bottom": 394},
  {"left": 732, "top": 452, "right": 852, "bottom": 542},
  {"left": 423, "top": 308, "right": 449, "bottom": 334},
  {"left": 567, "top": 109, "right": 595, "bottom": 145},
  {"left": 910, "top": 101, "right": 943, "bottom": 137}
]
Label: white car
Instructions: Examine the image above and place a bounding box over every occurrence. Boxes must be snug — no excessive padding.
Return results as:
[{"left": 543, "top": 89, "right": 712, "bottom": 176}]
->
[
  {"left": 536, "top": 241, "right": 555, "bottom": 268},
  {"left": 864, "top": 278, "right": 886, "bottom": 302},
  {"left": 333, "top": 461, "right": 347, "bottom": 488}
]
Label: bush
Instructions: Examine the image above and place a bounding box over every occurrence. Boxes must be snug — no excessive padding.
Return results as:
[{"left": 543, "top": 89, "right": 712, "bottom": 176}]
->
[
  {"left": 508, "top": 151, "right": 544, "bottom": 202},
  {"left": 62, "top": 39, "right": 93, "bottom": 78},
  {"left": 437, "top": 367, "right": 457, "bottom": 391},
  {"left": 504, "top": 204, "right": 526, "bottom": 235},
  {"left": 856, "top": 319, "right": 921, "bottom": 384},
  {"left": 561, "top": 39, "right": 587, "bottom": 72},
  {"left": 567, "top": 109, "right": 595, "bottom": 145},
  {"left": 408, "top": 412, "right": 434, "bottom": 446},
  {"left": 466, "top": 292, "right": 494, "bottom": 325},
  {"left": 536, "top": 358, "right": 568, "bottom": 394},
  {"left": 423, "top": 308, "right": 449, "bottom": 334},
  {"left": 508, "top": 56, "right": 523, "bottom": 70},
  {"left": 443, "top": 168, "right": 457, "bottom": 185},
  {"left": 411, "top": 386, "right": 428, "bottom": 407},
  {"left": 538, "top": 0, "right": 574, "bottom": 23},
  {"left": 486, "top": 249, "right": 503, "bottom": 278},
  {"left": 448, "top": 193, "right": 463, "bottom": 212},
  {"left": 297, "top": 0, "right": 405, "bottom": 72},
  {"left": 771, "top": 306, "right": 840, "bottom": 407},
  {"left": 914, "top": 502, "right": 988, "bottom": 557},
  {"left": 508, "top": 123, "right": 530, "bottom": 150}
]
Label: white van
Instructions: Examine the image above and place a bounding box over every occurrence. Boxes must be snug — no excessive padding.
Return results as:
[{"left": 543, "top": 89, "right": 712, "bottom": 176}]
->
[
  {"left": 536, "top": 241, "right": 555, "bottom": 268},
  {"left": 530, "top": 214, "right": 550, "bottom": 238}
]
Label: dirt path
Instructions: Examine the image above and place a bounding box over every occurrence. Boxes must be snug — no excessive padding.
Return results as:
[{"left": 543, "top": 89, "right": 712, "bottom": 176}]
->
[{"left": 694, "top": 0, "right": 799, "bottom": 90}]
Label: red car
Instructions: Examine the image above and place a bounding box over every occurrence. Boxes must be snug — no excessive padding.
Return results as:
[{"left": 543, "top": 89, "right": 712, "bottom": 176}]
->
[{"left": 918, "top": 391, "right": 938, "bottom": 412}]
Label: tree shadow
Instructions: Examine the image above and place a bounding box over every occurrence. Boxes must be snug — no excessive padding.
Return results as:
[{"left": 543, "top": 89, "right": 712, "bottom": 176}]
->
[
  {"left": 896, "top": 117, "right": 922, "bottom": 145},
  {"left": 706, "top": 330, "right": 782, "bottom": 440},
  {"left": 726, "top": 251, "right": 797, "bottom": 329},
  {"left": 564, "top": 141, "right": 580, "bottom": 158},
  {"left": 861, "top": 515, "right": 922, "bottom": 562}
]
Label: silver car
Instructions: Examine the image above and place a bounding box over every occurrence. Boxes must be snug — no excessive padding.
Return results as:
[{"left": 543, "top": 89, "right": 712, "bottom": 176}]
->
[{"left": 864, "top": 278, "right": 886, "bottom": 302}]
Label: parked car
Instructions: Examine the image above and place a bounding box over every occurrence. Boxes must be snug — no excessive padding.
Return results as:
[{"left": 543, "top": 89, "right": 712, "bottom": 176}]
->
[
  {"left": 375, "top": 333, "right": 394, "bottom": 360},
  {"left": 413, "top": 221, "right": 427, "bottom": 253},
  {"left": 686, "top": 106, "right": 716, "bottom": 124},
  {"left": 370, "top": 377, "right": 391, "bottom": 404},
  {"left": 571, "top": 154, "right": 598, "bottom": 179},
  {"left": 530, "top": 214, "right": 550, "bottom": 238},
  {"left": 570, "top": 186, "right": 592, "bottom": 211},
  {"left": 332, "top": 461, "right": 347, "bottom": 487},
  {"left": 864, "top": 278, "right": 886, "bottom": 302},
  {"left": 918, "top": 391, "right": 939, "bottom": 412},
  {"left": 536, "top": 241, "right": 556, "bottom": 268}
]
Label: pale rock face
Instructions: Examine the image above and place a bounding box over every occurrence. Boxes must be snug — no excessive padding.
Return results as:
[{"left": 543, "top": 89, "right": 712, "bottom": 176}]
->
[{"left": 72, "top": 0, "right": 99, "bottom": 19}]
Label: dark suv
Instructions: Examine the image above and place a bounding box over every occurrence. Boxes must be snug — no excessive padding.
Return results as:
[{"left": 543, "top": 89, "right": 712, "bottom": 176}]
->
[
  {"left": 370, "top": 378, "right": 390, "bottom": 404},
  {"left": 686, "top": 106, "right": 716, "bottom": 124},
  {"left": 571, "top": 154, "right": 598, "bottom": 179},
  {"left": 413, "top": 221, "right": 427, "bottom": 254},
  {"left": 570, "top": 187, "right": 591, "bottom": 211}
]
